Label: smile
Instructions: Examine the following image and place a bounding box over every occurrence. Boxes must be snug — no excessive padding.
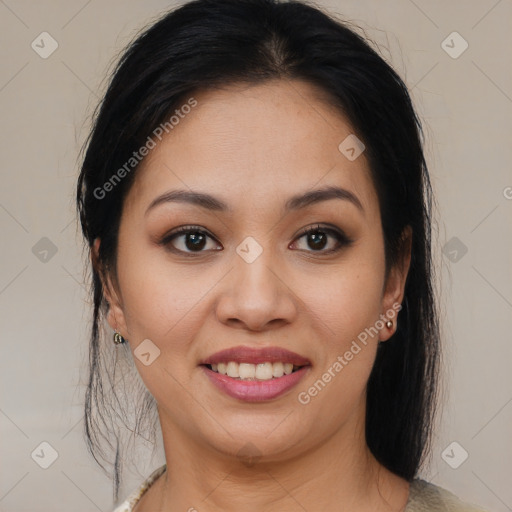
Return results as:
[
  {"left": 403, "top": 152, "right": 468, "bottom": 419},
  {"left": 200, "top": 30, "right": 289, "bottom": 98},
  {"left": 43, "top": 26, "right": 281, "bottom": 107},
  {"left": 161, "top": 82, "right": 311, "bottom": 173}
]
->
[
  {"left": 206, "top": 361, "right": 304, "bottom": 380},
  {"left": 201, "top": 363, "right": 310, "bottom": 402}
]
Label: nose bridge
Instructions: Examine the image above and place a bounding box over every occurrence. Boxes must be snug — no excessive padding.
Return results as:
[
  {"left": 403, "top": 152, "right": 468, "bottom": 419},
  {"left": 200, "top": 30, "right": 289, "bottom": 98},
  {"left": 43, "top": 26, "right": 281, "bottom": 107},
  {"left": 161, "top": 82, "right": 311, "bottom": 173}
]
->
[
  {"left": 215, "top": 235, "right": 296, "bottom": 330},
  {"left": 233, "top": 236, "right": 280, "bottom": 302}
]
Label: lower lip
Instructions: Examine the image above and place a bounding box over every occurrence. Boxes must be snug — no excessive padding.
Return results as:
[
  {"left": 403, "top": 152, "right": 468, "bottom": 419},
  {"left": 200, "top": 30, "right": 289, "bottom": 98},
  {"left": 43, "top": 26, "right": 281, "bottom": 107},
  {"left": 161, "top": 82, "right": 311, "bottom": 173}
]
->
[{"left": 201, "top": 365, "right": 310, "bottom": 402}]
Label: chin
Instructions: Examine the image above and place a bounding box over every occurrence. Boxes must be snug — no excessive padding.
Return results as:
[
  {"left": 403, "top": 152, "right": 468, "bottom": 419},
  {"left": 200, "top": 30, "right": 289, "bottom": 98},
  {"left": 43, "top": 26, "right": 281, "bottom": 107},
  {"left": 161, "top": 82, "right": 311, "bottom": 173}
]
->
[{"left": 195, "top": 417, "right": 309, "bottom": 464}]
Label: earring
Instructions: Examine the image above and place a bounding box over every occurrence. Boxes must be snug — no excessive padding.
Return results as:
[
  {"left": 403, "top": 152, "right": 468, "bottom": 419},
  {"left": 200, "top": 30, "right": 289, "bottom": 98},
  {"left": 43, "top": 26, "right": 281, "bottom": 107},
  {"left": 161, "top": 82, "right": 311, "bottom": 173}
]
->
[
  {"left": 113, "top": 329, "right": 126, "bottom": 345},
  {"left": 386, "top": 320, "right": 393, "bottom": 329}
]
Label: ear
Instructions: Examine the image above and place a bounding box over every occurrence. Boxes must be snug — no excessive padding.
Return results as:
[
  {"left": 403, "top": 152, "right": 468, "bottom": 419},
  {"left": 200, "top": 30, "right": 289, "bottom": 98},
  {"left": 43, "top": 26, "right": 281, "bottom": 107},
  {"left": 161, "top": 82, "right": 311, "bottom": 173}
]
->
[
  {"left": 379, "top": 226, "right": 412, "bottom": 342},
  {"left": 91, "top": 238, "right": 129, "bottom": 339}
]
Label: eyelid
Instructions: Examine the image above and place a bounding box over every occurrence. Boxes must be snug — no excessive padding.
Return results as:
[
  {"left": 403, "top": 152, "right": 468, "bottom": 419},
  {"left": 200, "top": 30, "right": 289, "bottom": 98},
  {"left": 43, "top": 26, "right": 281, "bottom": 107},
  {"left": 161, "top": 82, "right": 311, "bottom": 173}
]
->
[
  {"left": 159, "top": 223, "right": 353, "bottom": 255},
  {"left": 295, "top": 223, "right": 349, "bottom": 240},
  {"left": 159, "top": 225, "right": 220, "bottom": 249},
  {"left": 292, "top": 224, "right": 353, "bottom": 252}
]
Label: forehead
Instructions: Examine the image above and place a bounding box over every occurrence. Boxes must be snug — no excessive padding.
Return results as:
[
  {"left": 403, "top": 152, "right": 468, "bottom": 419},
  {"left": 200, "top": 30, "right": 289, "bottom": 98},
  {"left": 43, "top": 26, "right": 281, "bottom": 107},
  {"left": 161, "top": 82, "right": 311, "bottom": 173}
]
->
[{"left": 124, "top": 79, "right": 378, "bottom": 218}]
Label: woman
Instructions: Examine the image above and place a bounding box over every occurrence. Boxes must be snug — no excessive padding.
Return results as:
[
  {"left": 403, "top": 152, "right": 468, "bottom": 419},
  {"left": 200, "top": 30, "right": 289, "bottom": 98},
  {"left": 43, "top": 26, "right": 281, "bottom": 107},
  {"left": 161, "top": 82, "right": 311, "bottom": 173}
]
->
[{"left": 76, "top": 0, "right": 489, "bottom": 511}]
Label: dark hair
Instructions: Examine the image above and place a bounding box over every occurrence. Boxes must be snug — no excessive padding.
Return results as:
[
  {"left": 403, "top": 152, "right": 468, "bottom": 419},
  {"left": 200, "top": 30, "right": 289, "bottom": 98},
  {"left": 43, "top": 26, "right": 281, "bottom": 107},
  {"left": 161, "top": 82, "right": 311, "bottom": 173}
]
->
[{"left": 76, "top": 0, "right": 440, "bottom": 502}]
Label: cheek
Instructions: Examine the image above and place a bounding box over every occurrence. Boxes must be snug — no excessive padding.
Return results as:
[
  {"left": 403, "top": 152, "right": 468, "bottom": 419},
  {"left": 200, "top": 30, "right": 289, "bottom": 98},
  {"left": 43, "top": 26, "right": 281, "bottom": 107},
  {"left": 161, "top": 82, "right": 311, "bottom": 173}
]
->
[
  {"left": 294, "top": 265, "right": 383, "bottom": 421},
  {"left": 298, "top": 256, "right": 385, "bottom": 339},
  {"left": 116, "top": 246, "right": 209, "bottom": 349},
  {"left": 116, "top": 253, "right": 208, "bottom": 399}
]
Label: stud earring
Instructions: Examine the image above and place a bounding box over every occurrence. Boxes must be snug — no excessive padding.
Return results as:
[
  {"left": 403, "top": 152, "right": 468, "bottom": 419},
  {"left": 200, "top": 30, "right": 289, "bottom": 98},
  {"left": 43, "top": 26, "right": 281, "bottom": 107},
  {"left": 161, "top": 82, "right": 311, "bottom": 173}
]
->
[
  {"left": 113, "top": 329, "right": 126, "bottom": 345},
  {"left": 386, "top": 320, "right": 393, "bottom": 329}
]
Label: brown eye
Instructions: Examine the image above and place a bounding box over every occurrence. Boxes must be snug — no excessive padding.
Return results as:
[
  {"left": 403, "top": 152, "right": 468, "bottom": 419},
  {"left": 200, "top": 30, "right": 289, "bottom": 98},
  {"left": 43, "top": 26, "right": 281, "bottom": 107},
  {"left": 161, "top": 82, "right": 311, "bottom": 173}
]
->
[
  {"left": 159, "top": 223, "right": 352, "bottom": 256},
  {"left": 160, "top": 226, "right": 221, "bottom": 254},
  {"left": 292, "top": 224, "right": 353, "bottom": 253}
]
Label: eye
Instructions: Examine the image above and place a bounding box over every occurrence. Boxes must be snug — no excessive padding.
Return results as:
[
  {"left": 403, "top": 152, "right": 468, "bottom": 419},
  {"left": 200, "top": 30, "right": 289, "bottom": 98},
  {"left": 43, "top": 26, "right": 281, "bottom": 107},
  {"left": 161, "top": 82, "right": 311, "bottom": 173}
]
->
[
  {"left": 291, "top": 224, "right": 353, "bottom": 254},
  {"left": 159, "top": 225, "right": 221, "bottom": 254},
  {"left": 159, "top": 223, "right": 353, "bottom": 256}
]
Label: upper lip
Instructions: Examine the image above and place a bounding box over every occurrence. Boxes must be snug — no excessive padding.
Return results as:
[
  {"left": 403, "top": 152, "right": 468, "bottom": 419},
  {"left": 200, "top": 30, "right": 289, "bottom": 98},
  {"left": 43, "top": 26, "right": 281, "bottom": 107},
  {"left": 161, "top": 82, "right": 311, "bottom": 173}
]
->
[{"left": 200, "top": 346, "right": 311, "bottom": 366}]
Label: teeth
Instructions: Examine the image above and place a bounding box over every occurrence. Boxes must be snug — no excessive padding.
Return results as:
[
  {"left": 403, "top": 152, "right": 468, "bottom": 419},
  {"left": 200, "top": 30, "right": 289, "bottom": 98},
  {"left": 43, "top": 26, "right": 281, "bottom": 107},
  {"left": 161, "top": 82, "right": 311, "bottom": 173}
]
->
[
  {"left": 208, "top": 361, "right": 302, "bottom": 380},
  {"left": 226, "top": 361, "right": 239, "bottom": 378},
  {"left": 272, "top": 362, "right": 284, "bottom": 378},
  {"left": 255, "top": 362, "right": 273, "bottom": 380},
  {"left": 283, "top": 363, "right": 293, "bottom": 375},
  {"left": 239, "top": 363, "right": 256, "bottom": 379}
]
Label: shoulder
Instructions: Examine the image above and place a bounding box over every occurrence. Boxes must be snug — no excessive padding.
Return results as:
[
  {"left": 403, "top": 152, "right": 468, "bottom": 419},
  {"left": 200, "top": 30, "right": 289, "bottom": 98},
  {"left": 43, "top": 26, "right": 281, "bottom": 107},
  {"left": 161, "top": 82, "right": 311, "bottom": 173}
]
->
[
  {"left": 405, "top": 478, "right": 490, "bottom": 512},
  {"left": 111, "top": 464, "right": 167, "bottom": 512}
]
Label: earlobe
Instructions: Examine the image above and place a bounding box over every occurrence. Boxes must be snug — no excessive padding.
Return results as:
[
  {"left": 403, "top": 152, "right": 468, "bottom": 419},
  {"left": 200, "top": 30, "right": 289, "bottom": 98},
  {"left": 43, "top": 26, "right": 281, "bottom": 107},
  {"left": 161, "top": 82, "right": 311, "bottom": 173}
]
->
[
  {"left": 379, "top": 226, "right": 412, "bottom": 342},
  {"left": 91, "top": 237, "right": 129, "bottom": 339},
  {"left": 389, "top": 225, "right": 412, "bottom": 304},
  {"left": 103, "top": 276, "right": 128, "bottom": 337},
  {"left": 104, "top": 279, "right": 129, "bottom": 340},
  {"left": 378, "top": 317, "right": 396, "bottom": 343}
]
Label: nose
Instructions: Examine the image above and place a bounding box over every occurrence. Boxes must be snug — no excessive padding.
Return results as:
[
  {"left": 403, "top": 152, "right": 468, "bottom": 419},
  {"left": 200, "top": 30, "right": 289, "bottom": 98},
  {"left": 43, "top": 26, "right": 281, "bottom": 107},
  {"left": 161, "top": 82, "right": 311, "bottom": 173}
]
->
[{"left": 215, "top": 248, "right": 298, "bottom": 332}]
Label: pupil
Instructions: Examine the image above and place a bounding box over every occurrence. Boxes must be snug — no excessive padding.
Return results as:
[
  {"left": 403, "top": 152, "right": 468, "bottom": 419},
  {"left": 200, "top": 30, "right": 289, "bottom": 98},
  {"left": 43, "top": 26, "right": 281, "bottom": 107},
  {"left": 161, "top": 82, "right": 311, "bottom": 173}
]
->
[
  {"left": 309, "top": 232, "right": 326, "bottom": 250},
  {"left": 183, "top": 231, "right": 327, "bottom": 252},
  {"left": 186, "top": 232, "right": 206, "bottom": 251}
]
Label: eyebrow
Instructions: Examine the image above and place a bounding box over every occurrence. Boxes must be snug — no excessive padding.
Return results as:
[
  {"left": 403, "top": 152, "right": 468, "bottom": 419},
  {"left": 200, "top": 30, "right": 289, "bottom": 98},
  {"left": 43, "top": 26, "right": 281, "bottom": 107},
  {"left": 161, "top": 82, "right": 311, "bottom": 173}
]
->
[{"left": 144, "top": 185, "right": 364, "bottom": 216}]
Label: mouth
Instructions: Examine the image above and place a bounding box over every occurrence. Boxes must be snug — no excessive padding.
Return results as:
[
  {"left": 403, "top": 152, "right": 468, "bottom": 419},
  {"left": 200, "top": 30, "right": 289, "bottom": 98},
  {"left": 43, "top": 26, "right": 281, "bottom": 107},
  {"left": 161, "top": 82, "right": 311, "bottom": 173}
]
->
[
  {"left": 198, "top": 346, "right": 311, "bottom": 402},
  {"left": 201, "top": 361, "right": 307, "bottom": 381},
  {"left": 200, "top": 345, "right": 311, "bottom": 368}
]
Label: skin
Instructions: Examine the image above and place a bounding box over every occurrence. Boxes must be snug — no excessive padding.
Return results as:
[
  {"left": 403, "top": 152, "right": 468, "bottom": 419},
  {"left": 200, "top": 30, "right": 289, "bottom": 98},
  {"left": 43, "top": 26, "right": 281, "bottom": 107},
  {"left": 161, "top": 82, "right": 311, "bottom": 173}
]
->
[{"left": 93, "top": 79, "right": 412, "bottom": 512}]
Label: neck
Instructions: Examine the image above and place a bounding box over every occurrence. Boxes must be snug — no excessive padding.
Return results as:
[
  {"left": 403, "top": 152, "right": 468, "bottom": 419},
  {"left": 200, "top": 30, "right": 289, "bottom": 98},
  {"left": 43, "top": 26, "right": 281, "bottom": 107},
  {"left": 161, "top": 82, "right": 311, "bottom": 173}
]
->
[{"left": 151, "top": 407, "right": 410, "bottom": 512}]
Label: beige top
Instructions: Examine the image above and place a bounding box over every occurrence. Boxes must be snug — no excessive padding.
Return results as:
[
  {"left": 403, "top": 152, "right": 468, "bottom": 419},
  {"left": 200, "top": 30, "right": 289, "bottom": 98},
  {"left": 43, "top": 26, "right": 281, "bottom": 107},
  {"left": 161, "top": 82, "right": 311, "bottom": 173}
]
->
[{"left": 112, "top": 464, "right": 490, "bottom": 512}]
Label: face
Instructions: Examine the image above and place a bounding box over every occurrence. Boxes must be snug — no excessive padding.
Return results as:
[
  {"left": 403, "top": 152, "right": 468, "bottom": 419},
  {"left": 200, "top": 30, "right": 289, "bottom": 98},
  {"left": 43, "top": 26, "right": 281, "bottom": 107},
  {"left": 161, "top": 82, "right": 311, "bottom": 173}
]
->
[{"left": 96, "top": 79, "right": 410, "bottom": 463}]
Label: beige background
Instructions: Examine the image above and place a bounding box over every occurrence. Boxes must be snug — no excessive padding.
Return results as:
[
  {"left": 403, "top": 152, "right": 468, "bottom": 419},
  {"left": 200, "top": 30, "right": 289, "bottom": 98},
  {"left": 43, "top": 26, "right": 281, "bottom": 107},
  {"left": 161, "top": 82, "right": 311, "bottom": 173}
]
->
[{"left": 1, "top": 0, "right": 511, "bottom": 511}]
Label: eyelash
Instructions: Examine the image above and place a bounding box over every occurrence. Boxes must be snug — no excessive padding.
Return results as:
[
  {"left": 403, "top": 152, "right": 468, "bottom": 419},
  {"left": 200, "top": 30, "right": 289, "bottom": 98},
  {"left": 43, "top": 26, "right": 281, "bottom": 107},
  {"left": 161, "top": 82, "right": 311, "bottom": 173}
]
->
[{"left": 159, "top": 224, "right": 353, "bottom": 256}]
